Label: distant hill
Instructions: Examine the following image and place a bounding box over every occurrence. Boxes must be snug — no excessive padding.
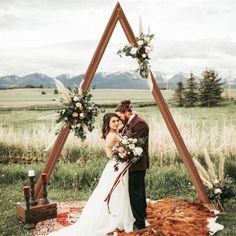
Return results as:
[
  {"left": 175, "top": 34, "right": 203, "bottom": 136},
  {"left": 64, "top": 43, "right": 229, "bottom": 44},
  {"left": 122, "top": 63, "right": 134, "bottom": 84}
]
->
[
  {"left": 0, "top": 71, "right": 235, "bottom": 89},
  {"left": 0, "top": 75, "right": 21, "bottom": 88}
]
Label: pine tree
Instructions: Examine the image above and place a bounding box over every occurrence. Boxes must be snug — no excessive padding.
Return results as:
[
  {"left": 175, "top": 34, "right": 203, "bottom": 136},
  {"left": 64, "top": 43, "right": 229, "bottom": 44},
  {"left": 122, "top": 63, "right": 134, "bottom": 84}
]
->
[
  {"left": 199, "top": 69, "right": 224, "bottom": 107},
  {"left": 173, "top": 81, "right": 185, "bottom": 107},
  {"left": 184, "top": 72, "right": 198, "bottom": 107}
]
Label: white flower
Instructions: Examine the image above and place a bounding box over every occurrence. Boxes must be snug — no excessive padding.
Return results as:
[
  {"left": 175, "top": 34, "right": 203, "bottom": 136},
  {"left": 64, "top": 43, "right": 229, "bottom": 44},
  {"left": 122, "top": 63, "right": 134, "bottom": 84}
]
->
[
  {"left": 137, "top": 40, "right": 143, "bottom": 46},
  {"left": 121, "top": 139, "right": 129, "bottom": 145},
  {"left": 73, "top": 96, "right": 79, "bottom": 102},
  {"left": 130, "top": 47, "right": 137, "bottom": 55},
  {"left": 214, "top": 188, "right": 222, "bottom": 194},
  {"left": 144, "top": 36, "right": 151, "bottom": 42},
  {"left": 214, "top": 180, "right": 219, "bottom": 185},
  {"left": 134, "top": 147, "right": 143, "bottom": 156},
  {"left": 132, "top": 138, "right": 138, "bottom": 144},
  {"left": 142, "top": 54, "right": 147, "bottom": 58},
  {"left": 80, "top": 113, "right": 85, "bottom": 118},
  {"left": 129, "top": 144, "right": 135, "bottom": 149},
  {"left": 128, "top": 138, "right": 134, "bottom": 144},
  {"left": 145, "top": 46, "right": 152, "bottom": 53},
  {"left": 118, "top": 153, "right": 125, "bottom": 158},
  {"left": 76, "top": 123, "right": 81, "bottom": 128},
  {"left": 76, "top": 102, "right": 83, "bottom": 109}
]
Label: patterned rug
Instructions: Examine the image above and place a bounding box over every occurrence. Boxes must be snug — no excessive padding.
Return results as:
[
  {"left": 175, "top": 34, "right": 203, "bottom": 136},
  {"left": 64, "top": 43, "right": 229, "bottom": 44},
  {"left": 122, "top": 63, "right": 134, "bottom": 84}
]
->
[{"left": 32, "top": 198, "right": 223, "bottom": 236}]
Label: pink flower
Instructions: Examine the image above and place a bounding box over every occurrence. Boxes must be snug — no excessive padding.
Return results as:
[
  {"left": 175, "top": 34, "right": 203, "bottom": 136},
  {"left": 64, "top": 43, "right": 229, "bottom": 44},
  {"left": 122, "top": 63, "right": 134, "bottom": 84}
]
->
[
  {"left": 118, "top": 147, "right": 125, "bottom": 153},
  {"left": 72, "top": 112, "right": 78, "bottom": 118}
]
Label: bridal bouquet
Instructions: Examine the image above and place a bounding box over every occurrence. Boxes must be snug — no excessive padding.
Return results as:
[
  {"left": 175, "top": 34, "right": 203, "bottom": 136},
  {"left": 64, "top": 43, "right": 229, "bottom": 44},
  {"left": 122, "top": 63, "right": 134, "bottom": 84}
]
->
[
  {"left": 117, "top": 32, "right": 154, "bottom": 79},
  {"left": 105, "top": 136, "right": 144, "bottom": 213},
  {"left": 112, "top": 137, "right": 143, "bottom": 165},
  {"left": 54, "top": 79, "right": 104, "bottom": 141}
]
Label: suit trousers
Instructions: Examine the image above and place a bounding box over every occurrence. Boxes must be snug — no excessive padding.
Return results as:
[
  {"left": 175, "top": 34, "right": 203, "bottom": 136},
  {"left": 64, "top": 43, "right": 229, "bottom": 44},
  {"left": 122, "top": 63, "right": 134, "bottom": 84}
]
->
[{"left": 128, "top": 170, "right": 147, "bottom": 229}]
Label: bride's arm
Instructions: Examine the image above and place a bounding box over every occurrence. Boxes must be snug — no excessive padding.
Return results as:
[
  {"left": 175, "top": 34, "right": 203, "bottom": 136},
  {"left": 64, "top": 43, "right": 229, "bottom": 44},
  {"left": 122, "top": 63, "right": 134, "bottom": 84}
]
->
[
  {"left": 106, "top": 133, "right": 120, "bottom": 146},
  {"left": 105, "top": 133, "right": 120, "bottom": 158}
]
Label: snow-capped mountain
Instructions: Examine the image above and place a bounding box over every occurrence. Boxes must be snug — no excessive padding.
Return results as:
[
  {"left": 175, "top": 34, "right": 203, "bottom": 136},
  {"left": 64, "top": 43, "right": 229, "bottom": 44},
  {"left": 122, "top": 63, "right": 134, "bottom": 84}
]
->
[
  {"left": 15, "top": 73, "right": 54, "bottom": 88},
  {"left": 0, "top": 71, "right": 235, "bottom": 89},
  {"left": 55, "top": 74, "right": 75, "bottom": 80},
  {"left": 0, "top": 75, "right": 21, "bottom": 88}
]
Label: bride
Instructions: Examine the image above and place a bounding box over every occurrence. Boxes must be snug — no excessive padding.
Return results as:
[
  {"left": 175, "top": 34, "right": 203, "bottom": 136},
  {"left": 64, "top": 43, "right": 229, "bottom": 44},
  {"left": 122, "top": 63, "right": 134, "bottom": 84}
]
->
[{"left": 49, "top": 113, "right": 135, "bottom": 236}]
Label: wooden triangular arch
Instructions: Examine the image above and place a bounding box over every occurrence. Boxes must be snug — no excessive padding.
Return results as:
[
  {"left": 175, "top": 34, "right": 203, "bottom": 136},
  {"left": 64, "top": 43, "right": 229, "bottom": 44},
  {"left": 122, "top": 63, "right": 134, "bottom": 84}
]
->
[{"left": 35, "top": 2, "right": 213, "bottom": 209}]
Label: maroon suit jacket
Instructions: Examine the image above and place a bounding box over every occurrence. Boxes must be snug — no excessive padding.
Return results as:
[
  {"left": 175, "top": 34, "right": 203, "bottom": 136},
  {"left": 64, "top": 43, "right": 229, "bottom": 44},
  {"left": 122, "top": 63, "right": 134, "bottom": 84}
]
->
[{"left": 121, "top": 114, "right": 150, "bottom": 171}]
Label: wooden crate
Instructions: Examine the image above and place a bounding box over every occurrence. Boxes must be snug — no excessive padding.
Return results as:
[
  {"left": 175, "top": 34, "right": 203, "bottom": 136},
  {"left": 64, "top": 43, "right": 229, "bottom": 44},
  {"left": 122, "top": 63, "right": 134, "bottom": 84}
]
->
[{"left": 16, "top": 199, "right": 57, "bottom": 223}]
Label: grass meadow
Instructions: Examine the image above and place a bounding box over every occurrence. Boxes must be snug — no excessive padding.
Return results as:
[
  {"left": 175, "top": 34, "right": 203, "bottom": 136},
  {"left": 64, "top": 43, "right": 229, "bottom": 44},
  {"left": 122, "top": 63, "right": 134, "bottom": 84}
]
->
[{"left": 0, "top": 88, "right": 236, "bottom": 235}]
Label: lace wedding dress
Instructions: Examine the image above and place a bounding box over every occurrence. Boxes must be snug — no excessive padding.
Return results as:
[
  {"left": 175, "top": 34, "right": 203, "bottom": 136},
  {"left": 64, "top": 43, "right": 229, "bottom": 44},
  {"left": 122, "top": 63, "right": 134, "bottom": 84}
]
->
[{"left": 48, "top": 159, "right": 135, "bottom": 236}]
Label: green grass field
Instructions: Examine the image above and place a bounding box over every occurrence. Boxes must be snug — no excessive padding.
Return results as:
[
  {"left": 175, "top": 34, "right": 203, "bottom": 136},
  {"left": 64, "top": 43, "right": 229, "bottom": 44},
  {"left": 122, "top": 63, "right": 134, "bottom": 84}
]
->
[
  {"left": 0, "top": 88, "right": 236, "bottom": 235},
  {"left": 0, "top": 88, "right": 235, "bottom": 108},
  {"left": 0, "top": 88, "right": 159, "bottom": 108}
]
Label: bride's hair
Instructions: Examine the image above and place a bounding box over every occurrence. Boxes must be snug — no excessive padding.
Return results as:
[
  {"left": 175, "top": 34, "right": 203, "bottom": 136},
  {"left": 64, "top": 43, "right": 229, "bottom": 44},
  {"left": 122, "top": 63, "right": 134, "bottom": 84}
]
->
[
  {"left": 115, "top": 100, "right": 132, "bottom": 113},
  {"left": 102, "top": 113, "right": 120, "bottom": 139}
]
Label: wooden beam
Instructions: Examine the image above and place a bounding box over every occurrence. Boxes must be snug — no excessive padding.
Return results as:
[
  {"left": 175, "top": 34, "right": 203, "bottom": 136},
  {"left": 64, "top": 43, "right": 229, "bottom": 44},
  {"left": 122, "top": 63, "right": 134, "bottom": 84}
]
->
[
  {"left": 35, "top": 124, "right": 70, "bottom": 199},
  {"left": 82, "top": 2, "right": 120, "bottom": 91},
  {"left": 147, "top": 72, "right": 210, "bottom": 203}
]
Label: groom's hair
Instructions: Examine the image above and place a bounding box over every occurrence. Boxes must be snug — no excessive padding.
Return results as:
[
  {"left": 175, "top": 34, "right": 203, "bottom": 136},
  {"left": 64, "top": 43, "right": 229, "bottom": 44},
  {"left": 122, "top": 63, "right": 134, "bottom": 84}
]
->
[{"left": 115, "top": 100, "right": 132, "bottom": 113}]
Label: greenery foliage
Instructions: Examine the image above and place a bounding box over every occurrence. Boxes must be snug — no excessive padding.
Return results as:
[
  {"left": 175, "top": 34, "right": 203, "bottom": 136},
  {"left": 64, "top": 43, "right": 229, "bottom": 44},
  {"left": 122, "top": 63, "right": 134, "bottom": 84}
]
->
[
  {"left": 172, "top": 69, "right": 224, "bottom": 107},
  {"left": 172, "top": 81, "right": 185, "bottom": 107},
  {"left": 1, "top": 161, "right": 236, "bottom": 235},
  {"left": 199, "top": 69, "right": 224, "bottom": 107},
  {"left": 53, "top": 89, "right": 58, "bottom": 94},
  {"left": 184, "top": 72, "right": 198, "bottom": 107},
  {"left": 206, "top": 175, "right": 236, "bottom": 204}
]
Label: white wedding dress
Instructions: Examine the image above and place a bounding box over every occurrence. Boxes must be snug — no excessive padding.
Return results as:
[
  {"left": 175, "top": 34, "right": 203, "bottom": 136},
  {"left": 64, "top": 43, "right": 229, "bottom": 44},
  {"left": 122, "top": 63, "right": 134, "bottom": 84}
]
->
[{"left": 48, "top": 160, "right": 135, "bottom": 236}]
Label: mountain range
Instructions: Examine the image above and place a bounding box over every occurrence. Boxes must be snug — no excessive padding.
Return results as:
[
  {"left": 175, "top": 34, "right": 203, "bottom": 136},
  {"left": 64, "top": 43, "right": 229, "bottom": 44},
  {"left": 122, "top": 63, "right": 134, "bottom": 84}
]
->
[{"left": 0, "top": 71, "right": 235, "bottom": 89}]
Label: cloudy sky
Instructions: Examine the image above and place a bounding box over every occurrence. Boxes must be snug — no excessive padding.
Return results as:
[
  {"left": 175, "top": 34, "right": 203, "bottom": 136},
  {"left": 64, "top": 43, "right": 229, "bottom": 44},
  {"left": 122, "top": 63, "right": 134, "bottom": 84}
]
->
[{"left": 0, "top": 0, "right": 235, "bottom": 78}]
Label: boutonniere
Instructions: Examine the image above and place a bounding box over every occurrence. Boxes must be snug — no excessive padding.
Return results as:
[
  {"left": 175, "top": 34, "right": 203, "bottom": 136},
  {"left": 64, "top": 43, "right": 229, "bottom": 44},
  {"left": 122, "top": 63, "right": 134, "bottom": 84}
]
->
[
  {"left": 126, "top": 123, "right": 131, "bottom": 129},
  {"left": 124, "top": 124, "right": 132, "bottom": 137}
]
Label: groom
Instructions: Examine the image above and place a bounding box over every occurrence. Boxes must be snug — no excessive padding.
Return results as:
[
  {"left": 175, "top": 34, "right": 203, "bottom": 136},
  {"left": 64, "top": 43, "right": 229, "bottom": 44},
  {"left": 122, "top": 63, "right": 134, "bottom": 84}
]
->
[{"left": 115, "top": 100, "right": 149, "bottom": 230}]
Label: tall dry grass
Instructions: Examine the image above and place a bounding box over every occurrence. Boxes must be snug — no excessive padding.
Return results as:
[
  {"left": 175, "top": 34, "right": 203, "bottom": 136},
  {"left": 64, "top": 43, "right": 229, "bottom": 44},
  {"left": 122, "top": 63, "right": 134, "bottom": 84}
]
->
[{"left": 0, "top": 112, "right": 235, "bottom": 162}]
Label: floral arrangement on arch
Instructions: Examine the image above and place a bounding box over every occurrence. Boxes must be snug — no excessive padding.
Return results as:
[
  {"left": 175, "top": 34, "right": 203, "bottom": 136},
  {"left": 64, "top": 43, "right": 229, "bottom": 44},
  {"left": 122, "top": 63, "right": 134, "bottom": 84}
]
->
[
  {"left": 193, "top": 149, "right": 236, "bottom": 210},
  {"left": 54, "top": 79, "right": 104, "bottom": 141},
  {"left": 117, "top": 32, "right": 154, "bottom": 79}
]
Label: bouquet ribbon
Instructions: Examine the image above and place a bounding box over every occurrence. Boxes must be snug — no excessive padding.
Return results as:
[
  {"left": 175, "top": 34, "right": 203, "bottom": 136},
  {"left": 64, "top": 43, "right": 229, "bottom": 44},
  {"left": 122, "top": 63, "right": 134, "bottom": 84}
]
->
[{"left": 104, "top": 161, "right": 133, "bottom": 214}]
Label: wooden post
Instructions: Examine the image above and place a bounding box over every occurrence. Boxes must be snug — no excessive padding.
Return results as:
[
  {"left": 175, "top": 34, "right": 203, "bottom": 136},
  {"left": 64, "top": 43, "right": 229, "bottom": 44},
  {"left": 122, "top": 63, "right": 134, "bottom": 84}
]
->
[{"left": 35, "top": 125, "right": 70, "bottom": 199}]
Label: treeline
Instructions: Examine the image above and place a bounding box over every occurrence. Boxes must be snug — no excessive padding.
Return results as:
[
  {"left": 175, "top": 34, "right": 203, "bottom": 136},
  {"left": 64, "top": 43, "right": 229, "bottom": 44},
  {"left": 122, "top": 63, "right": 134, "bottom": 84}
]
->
[
  {"left": 0, "top": 85, "right": 48, "bottom": 90},
  {"left": 172, "top": 69, "right": 225, "bottom": 107}
]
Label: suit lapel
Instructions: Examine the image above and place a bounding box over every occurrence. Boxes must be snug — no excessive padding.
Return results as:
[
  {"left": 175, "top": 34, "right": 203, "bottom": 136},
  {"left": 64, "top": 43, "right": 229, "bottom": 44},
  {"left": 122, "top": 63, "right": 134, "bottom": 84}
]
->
[
  {"left": 121, "top": 114, "right": 138, "bottom": 135},
  {"left": 129, "top": 114, "right": 138, "bottom": 127}
]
